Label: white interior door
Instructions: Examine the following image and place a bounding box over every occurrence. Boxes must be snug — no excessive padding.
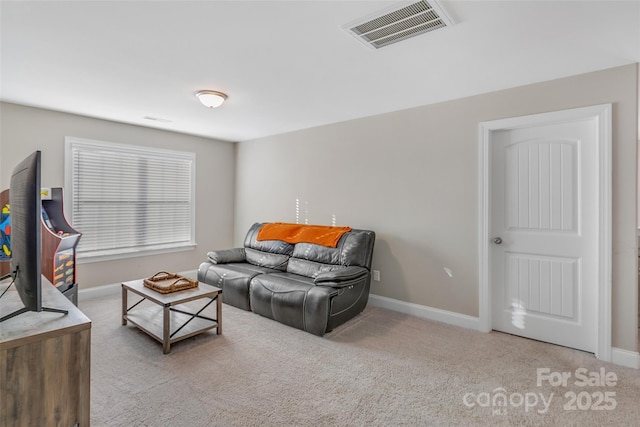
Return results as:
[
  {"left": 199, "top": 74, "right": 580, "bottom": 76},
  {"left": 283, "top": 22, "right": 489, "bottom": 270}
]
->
[{"left": 490, "top": 118, "right": 599, "bottom": 353}]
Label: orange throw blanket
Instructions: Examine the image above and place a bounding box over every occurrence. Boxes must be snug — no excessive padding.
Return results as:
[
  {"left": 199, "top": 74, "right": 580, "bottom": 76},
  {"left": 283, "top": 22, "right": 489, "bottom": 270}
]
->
[{"left": 257, "top": 223, "right": 352, "bottom": 248}]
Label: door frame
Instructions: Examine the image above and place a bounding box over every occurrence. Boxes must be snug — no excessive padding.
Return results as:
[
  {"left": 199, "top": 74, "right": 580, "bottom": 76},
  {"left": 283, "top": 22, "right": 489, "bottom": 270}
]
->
[{"left": 478, "top": 104, "right": 612, "bottom": 361}]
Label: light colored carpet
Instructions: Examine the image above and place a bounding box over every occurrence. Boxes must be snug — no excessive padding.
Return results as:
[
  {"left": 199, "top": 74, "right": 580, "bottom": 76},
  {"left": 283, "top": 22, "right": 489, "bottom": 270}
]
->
[{"left": 81, "top": 293, "right": 640, "bottom": 426}]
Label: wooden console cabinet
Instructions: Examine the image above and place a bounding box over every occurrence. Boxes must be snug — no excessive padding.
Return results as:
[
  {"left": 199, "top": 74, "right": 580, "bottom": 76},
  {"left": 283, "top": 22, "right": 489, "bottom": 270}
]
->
[{"left": 0, "top": 278, "right": 91, "bottom": 427}]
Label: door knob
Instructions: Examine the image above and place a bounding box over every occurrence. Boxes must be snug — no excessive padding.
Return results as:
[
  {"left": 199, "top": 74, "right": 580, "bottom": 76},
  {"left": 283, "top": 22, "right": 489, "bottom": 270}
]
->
[{"left": 493, "top": 237, "right": 502, "bottom": 245}]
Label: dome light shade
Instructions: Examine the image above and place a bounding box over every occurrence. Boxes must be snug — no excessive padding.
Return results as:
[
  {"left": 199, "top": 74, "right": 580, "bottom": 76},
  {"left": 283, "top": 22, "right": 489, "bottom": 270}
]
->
[{"left": 195, "top": 90, "right": 227, "bottom": 108}]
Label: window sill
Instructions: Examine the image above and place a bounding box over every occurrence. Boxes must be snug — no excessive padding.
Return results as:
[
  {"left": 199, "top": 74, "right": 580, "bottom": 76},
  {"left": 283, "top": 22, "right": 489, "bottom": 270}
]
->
[{"left": 77, "top": 243, "right": 197, "bottom": 264}]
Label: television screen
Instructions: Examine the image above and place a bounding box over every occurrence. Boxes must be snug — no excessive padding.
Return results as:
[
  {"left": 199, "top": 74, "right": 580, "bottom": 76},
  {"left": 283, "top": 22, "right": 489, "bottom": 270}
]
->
[
  {"left": 9, "top": 151, "right": 42, "bottom": 312},
  {"left": 0, "top": 151, "right": 67, "bottom": 323}
]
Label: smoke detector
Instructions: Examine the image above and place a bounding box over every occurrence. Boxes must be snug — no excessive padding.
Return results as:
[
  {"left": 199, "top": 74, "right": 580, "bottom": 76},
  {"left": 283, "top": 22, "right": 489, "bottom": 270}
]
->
[{"left": 344, "top": 0, "right": 453, "bottom": 50}]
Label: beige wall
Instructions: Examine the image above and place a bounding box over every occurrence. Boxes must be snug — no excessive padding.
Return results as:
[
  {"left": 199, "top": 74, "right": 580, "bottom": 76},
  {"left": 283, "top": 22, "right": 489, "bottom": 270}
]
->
[
  {"left": 0, "top": 102, "right": 236, "bottom": 288},
  {"left": 1, "top": 65, "right": 637, "bottom": 352},
  {"left": 236, "top": 64, "right": 639, "bottom": 351}
]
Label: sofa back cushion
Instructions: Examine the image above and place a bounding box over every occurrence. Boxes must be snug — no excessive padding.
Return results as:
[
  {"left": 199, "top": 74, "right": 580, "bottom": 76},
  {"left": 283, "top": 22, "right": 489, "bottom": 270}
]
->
[
  {"left": 244, "top": 223, "right": 295, "bottom": 271},
  {"left": 244, "top": 248, "right": 290, "bottom": 271},
  {"left": 287, "top": 258, "right": 344, "bottom": 278},
  {"left": 243, "top": 223, "right": 375, "bottom": 276},
  {"left": 287, "top": 229, "right": 375, "bottom": 277}
]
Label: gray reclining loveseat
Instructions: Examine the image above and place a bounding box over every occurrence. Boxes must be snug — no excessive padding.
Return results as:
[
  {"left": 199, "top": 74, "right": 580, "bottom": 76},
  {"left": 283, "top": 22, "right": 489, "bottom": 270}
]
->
[{"left": 197, "top": 222, "right": 375, "bottom": 336}]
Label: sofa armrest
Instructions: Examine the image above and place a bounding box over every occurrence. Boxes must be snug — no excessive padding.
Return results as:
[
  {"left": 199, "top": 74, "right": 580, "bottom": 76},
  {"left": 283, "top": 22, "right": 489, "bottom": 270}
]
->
[
  {"left": 313, "top": 266, "right": 368, "bottom": 287},
  {"left": 207, "top": 248, "right": 246, "bottom": 264}
]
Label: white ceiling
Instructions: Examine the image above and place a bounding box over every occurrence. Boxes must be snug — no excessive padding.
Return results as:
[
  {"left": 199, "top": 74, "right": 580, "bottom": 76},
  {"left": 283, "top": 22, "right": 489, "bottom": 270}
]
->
[{"left": 1, "top": 1, "right": 639, "bottom": 142}]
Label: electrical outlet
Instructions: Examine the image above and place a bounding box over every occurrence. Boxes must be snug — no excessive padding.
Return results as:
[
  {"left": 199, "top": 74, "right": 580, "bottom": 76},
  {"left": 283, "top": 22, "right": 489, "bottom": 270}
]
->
[{"left": 373, "top": 270, "right": 381, "bottom": 281}]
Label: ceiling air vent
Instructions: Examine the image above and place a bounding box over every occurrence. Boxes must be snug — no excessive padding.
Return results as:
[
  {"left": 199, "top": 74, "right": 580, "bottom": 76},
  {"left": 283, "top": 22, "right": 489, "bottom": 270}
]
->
[{"left": 344, "top": 0, "right": 453, "bottom": 49}]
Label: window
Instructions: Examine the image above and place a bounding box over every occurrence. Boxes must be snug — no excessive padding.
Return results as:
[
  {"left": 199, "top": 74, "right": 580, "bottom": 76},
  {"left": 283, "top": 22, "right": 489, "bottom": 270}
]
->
[{"left": 65, "top": 137, "right": 196, "bottom": 261}]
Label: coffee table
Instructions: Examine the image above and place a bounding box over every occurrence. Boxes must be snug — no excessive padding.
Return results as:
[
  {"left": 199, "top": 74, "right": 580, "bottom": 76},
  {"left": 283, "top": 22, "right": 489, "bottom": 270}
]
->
[{"left": 121, "top": 279, "right": 222, "bottom": 354}]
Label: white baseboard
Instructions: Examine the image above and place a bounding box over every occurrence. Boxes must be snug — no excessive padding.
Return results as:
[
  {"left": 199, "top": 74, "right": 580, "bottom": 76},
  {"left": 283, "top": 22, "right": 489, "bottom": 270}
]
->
[
  {"left": 78, "top": 269, "right": 198, "bottom": 301},
  {"left": 611, "top": 347, "right": 640, "bottom": 369},
  {"left": 368, "top": 294, "right": 480, "bottom": 330},
  {"left": 369, "top": 294, "right": 640, "bottom": 370}
]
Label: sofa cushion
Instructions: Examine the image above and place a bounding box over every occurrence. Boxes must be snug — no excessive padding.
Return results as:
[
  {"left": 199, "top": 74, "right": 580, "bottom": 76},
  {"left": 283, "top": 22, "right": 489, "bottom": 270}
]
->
[
  {"left": 245, "top": 248, "right": 289, "bottom": 271},
  {"left": 335, "top": 229, "right": 375, "bottom": 267},
  {"left": 241, "top": 223, "right": 295, "bottom": 271},
  {"left": 197, "top": 261, "right": 280, "bottom": 311},
  {"left": 291, "top": 242, "right": 341, "bottom": 265},
  {"left": 249, "top": 272, "right": 339, "bottom": 335},
  {"left": 244, "top": 222, "right": 295, "bottom": 255},
  {"left": 250, "top": 273, "right": 314, "bottom": 330},
  {"left": 289, "top": 229, "right": 375, "bottom": 268},
  {"left": 286, "top": 258, "right": 344, "bottom": 279}
]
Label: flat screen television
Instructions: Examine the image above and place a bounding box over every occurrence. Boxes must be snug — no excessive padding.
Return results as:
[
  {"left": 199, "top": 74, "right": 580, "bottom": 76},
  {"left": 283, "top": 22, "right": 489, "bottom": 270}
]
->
[{"left": 0, "top": 151, "right": 67, "bottom": 322}]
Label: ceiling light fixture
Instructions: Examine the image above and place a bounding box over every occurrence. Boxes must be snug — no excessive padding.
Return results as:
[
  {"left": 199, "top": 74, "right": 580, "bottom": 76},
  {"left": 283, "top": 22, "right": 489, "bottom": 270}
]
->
[{"left": 195, "top": 90, "right": 228, "bottom": 108}]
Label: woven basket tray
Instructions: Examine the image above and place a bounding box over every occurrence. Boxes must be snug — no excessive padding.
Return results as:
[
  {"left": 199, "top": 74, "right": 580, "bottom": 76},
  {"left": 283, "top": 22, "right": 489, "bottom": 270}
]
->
[{"left": 143, "top": 271, "right": 199, "bottom": 294}]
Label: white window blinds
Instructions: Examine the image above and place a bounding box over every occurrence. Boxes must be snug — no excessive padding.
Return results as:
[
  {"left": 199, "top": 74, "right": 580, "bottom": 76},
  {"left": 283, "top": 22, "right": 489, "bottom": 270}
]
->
[{"left": 65, "top": 137, "right": 196, "bottom": 260}]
